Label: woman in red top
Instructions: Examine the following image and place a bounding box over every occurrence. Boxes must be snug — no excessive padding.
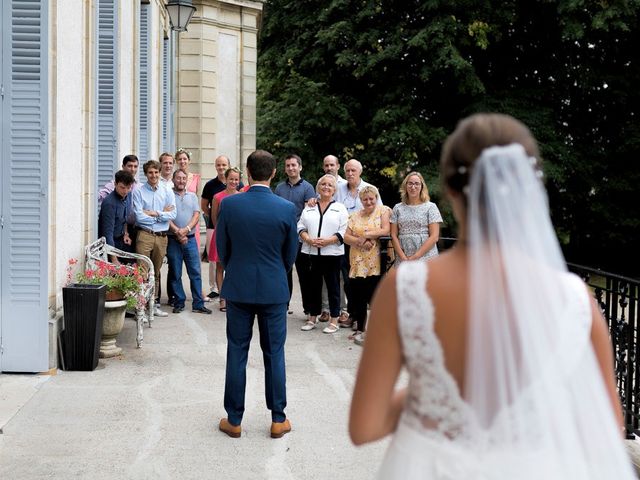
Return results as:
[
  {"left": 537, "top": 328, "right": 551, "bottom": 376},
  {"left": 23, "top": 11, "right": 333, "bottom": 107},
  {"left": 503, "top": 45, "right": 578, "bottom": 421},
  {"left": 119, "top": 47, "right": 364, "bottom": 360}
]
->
[{"left": 209, "top": 167, "right": 242, "bottom": 311}]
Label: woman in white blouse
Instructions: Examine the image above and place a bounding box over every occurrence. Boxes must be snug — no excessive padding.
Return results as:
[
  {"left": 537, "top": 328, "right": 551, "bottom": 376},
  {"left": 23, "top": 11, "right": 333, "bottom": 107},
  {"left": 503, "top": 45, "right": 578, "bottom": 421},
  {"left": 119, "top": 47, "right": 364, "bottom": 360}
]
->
[{"left": 297, "top": 175, "right": 348, "bottom": 333}]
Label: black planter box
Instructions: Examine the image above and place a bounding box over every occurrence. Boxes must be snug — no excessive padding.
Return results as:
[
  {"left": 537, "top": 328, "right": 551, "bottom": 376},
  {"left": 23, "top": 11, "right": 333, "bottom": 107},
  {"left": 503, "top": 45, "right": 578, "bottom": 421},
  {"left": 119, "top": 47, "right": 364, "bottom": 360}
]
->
[{"left": 62, "top": 284, "right": 106, "bottom": 371}]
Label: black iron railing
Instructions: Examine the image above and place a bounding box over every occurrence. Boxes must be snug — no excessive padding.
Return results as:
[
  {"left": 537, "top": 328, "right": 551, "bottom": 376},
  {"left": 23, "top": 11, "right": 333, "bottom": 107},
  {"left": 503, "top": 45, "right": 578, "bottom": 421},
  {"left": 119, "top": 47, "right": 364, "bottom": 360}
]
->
[
  {"left": 379, "top": 236, "right": 640, "bottom": 437},
  {"left": 568, "top": 263, "right": 640, "bottom": 438},
  {"left": 379, "top": 236, "right": 457, "bottom": 271}
]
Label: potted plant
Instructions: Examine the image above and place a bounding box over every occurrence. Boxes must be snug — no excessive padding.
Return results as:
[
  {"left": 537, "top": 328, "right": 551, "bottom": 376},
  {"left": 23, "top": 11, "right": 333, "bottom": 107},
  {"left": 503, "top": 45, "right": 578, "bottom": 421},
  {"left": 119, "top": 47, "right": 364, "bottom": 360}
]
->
[
  {"left": 66, "top": 258, "right": 147, "bottom": 359},
  {"left": 72, "top": 259, "right": 146, "bottom": 310},
  {"left": 62, "top": 259, "right": 106, "bottom": 371}
]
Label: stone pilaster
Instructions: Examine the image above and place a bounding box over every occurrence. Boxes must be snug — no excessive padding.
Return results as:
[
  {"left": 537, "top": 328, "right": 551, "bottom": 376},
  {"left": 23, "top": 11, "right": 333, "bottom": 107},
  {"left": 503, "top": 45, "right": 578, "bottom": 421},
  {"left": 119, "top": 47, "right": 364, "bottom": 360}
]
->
[{"left": 177, "top": 0, "right": 263, "bottom": 183}]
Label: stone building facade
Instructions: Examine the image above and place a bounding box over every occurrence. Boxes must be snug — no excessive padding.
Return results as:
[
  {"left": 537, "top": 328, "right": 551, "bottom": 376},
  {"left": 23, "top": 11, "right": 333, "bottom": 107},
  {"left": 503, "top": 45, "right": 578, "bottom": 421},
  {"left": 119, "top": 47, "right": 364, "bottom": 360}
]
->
[{"left": 0, "top": 0, "right": 262, "bottom": 372}]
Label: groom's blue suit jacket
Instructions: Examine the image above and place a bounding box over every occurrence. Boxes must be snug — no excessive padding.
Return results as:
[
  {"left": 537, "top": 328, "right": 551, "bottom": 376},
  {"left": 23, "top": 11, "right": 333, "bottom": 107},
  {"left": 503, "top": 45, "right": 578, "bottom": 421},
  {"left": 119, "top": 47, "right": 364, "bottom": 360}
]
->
[{"left": 216, "top": 185, "right": 298, "bottom": 305}]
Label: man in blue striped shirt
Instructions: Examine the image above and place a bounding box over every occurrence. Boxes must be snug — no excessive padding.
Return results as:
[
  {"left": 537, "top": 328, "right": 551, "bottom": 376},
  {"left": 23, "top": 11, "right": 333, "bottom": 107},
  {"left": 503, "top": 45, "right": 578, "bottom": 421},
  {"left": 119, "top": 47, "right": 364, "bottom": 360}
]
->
[{"left": 132, "top": 160, "right": 177, "bottom": 317}]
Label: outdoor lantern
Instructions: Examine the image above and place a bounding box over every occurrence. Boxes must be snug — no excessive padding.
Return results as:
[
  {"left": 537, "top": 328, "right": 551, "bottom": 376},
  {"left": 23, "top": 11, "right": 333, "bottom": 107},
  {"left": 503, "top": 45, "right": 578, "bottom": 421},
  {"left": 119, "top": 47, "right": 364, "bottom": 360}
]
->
[{"left": 166, "top": 0, "right": 196, "bottom": 32}]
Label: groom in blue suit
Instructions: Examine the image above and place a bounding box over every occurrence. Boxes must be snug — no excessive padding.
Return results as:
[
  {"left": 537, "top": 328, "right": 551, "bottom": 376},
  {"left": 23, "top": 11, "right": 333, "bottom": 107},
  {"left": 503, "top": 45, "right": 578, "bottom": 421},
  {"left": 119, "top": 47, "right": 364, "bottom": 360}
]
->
[{"left": 216, "top": 150, "right": 299, "bottom": 439}]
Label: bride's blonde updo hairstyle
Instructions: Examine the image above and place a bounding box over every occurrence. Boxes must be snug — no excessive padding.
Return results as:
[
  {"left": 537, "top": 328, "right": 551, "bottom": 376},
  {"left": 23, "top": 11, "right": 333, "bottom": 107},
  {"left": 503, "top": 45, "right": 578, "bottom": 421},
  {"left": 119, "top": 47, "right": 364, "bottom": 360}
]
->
[{"left": 440, "top": 113, "right": 542, "bottom": 204}]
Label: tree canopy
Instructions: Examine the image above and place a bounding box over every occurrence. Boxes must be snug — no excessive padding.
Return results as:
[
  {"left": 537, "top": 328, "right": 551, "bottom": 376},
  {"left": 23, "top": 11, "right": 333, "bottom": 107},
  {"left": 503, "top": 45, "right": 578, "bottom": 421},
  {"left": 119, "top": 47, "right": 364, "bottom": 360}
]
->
[{"left": 257, "top": 0, "right": 640, "bottom": 275}]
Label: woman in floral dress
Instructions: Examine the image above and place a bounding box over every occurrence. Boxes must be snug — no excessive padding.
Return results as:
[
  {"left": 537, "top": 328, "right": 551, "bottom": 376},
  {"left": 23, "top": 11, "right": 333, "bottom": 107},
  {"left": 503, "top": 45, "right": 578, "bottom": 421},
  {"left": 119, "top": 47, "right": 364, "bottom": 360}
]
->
[
  {"left": 390, "top": 172, "right": 442, "bottom": 264},
  {"left": 344, "top": 186, "right": 390, "bottom": 345}
]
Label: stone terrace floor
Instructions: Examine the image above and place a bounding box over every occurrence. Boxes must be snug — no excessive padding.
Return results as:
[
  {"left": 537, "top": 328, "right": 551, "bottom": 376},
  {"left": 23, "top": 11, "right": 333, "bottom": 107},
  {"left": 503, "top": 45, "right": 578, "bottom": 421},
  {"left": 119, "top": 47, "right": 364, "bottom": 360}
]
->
[{"left": 0, "top": 267, "right": 388, "bottom": 479}]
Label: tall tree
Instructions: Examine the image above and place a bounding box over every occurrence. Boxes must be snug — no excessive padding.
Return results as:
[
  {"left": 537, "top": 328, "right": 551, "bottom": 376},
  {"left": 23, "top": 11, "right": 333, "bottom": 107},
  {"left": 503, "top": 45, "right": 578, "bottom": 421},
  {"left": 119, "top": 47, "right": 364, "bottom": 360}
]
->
[{"left": 257, "top": 0, "right": 640, "bottom": 274}]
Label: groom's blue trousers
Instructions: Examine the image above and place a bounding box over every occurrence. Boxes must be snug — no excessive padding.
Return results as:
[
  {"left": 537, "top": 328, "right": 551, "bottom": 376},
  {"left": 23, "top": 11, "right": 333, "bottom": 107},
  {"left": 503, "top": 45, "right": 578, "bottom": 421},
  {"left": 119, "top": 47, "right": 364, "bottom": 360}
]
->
[{"left": 224, "top": 301, "right": 288, "bottom": 425}]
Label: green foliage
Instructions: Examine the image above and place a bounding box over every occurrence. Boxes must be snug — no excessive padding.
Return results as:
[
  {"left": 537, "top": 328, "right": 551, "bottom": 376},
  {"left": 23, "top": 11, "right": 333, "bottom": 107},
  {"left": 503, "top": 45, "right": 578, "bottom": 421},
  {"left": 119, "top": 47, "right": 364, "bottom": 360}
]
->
[{"left": 257, "top": 0, "right": 640, "bottom": 274}]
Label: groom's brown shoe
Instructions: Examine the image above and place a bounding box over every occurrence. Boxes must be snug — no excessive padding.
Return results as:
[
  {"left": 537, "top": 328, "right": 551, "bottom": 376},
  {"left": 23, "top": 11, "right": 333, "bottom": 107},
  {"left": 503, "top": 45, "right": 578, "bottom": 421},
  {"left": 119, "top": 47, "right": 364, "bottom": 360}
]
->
[
  {"left": 270, "top": 419, "right": 291, "bottom": 439},
  {"left": 219, "top": 418, "right": 241, "bottom": 438}
]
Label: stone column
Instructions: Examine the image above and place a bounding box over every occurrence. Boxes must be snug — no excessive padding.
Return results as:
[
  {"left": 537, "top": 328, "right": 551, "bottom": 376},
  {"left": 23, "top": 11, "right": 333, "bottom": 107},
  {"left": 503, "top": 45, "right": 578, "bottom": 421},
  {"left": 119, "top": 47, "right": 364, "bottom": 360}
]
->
[{"left": 177, "top": 0, "right": 263, "bottom": 184}]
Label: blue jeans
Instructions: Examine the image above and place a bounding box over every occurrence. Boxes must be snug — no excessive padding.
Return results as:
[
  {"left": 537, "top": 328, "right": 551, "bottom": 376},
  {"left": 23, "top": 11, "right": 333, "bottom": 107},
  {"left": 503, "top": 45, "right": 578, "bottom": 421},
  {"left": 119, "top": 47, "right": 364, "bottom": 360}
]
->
[{"left": 166, "top": 235, "right": 205, "bottom": 309}]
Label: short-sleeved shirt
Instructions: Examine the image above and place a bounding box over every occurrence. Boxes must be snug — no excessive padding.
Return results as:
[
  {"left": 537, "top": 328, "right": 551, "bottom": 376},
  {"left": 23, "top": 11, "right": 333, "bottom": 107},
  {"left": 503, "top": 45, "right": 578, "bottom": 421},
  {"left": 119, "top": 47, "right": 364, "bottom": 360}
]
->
[
  {"left": 171, "top": 190, "right": 200, "bottom": 232},
  {"left": 201, "top": 177, "right": 244, "bottom": 228},
  {"left": 390, "top": 201, "right": 443, "bottom": 261},
  {"left": 335, "top": 179, "right": 383, "bottom": 215},
  {"left": 274, "top": 177, "right": 316, "bottom": 221}
]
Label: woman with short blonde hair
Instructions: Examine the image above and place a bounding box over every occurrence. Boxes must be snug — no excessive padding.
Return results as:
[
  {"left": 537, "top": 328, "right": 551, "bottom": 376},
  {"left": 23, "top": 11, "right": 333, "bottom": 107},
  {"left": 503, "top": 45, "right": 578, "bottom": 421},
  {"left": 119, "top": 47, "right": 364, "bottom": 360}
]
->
[
  {"left": 297, "top": 174, "right": 348, "bottom": 333},
  {"left": 344, "top": 185, "right": 390, "bottom": 344}
]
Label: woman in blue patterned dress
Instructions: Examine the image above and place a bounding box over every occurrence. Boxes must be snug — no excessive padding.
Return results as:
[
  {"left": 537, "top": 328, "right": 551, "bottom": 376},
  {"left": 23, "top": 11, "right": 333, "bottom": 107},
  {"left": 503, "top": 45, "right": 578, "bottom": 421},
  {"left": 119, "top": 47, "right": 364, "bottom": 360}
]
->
[{"left": 390, "top": 172, "right": 442, "bottom": 264}]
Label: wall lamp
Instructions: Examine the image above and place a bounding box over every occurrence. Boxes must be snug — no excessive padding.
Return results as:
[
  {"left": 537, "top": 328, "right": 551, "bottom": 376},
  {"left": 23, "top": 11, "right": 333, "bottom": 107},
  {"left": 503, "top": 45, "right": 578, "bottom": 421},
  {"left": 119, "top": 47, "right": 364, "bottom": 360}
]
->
[{"left": 166, "top": 0, "right": 196, "bottom": 32}]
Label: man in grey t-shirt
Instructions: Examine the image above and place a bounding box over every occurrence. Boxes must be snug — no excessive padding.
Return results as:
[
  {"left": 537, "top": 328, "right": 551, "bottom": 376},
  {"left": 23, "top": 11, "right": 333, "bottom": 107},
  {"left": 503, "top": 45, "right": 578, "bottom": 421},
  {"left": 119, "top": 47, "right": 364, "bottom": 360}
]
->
[{"left": 166, "top": 170, "right": 212, "bottom": 314}]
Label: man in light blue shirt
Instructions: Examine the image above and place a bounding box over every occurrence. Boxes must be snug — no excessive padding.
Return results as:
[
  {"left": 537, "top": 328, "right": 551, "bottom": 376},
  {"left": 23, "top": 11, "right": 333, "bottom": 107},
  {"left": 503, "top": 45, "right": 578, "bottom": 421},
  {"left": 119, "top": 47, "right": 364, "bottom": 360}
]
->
[
  {"left": 334, "top": 159, "right": 383, "bottom": 214},
  {"left": 167, "top": 170, "right": 212, "bottom": 315},
  {"left": 132, "top": 160, "right": 177, "bottom": 317}
]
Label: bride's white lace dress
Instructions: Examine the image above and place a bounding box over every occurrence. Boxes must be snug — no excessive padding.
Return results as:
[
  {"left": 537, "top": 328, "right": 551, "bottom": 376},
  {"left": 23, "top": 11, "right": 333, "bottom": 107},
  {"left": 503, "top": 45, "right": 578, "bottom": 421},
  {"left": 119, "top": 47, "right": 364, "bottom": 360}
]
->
[{"left": 377, "top": 260, "right": 634, "bottom": 479}]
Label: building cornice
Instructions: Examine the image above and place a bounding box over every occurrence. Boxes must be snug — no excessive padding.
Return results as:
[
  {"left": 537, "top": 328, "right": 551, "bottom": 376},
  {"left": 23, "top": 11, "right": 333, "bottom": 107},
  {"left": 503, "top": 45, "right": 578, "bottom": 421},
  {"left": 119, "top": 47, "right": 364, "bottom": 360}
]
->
[
  {"left": 195, "top": 0, "right": 264, "bottom": 12},
  {"left": 192, "top": 16, "right": 259, "bottom": 33}
]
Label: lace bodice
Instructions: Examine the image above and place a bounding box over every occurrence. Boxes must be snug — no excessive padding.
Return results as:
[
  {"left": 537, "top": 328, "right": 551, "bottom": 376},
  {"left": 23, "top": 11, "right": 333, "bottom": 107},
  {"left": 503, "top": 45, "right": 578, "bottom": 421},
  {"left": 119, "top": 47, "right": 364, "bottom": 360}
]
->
[
  {"left": 396, "top": 261, "right": 472, "bottom": 439},
  {"left": 395, "top": 260, "right": 592, "bottom": 444}
]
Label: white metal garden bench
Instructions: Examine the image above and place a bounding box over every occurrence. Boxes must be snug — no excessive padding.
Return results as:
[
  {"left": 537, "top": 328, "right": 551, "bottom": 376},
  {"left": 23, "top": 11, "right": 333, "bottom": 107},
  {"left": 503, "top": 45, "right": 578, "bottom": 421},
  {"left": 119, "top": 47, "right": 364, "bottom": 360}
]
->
[{"left": 84, "top": 237, "right": 155, "bottom": 347}]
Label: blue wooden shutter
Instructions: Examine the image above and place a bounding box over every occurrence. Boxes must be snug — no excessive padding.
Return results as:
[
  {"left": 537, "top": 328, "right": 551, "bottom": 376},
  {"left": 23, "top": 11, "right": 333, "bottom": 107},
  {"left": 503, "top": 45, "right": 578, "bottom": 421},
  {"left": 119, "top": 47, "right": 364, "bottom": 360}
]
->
[
  {"left": 96, "top": 0, "right": 118, "bottom": 189},
  {"left": 162, "top": 35, "right": 169, "bottom": 152},
  {"left": 0, "top": 0, "right": 49, "bottom": 372},
  {"left": 138, "top": 3, "right": 150, "bottom": 161}
]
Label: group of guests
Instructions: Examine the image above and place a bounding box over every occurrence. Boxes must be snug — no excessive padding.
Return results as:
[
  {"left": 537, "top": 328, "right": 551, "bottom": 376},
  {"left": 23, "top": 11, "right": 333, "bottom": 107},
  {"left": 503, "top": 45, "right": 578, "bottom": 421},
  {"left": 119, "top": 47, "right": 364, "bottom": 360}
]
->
[
  {"left": 97, "top": 150, "right": 212, "bottom": 317},
  {"left": 201, "top": 156, "right": 244, "bottom": 312},
  {"left": 281, "top": 155, "right": 443, "bottom": 346},
  {"left": 96, "top": 149, "right": 444, "bottom": 343}
]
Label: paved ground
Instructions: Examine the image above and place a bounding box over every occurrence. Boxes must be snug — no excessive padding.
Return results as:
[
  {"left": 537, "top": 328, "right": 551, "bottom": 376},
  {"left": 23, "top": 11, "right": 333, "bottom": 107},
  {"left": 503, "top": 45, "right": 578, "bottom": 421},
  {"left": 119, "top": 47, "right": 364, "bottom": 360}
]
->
[{"left": 0, "top": 267, "right": 389, "bottom": 479}]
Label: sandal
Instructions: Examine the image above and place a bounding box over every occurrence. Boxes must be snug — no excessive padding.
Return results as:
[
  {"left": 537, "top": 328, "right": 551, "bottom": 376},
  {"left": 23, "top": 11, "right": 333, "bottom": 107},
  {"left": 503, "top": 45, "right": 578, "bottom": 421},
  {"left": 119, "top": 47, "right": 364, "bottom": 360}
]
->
[
  {"left": 349, "top": 330, "right": 363, "bottom": 341},
  {"left": 219, "top": 299, "right": 227, "bottom": 312},
  {"left": 301, "top": 318, "right": 317, "bottom": 331},
  {"left": 322, "top": 321, "right": 340, "bottom": 334}
]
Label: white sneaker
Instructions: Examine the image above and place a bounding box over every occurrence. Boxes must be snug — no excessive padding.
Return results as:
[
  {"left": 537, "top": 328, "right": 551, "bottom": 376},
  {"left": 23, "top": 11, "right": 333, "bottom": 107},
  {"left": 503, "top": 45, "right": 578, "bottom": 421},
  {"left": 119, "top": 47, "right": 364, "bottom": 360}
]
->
[{"left": 154, "top": 306, "right": 169, "bottom": 317}]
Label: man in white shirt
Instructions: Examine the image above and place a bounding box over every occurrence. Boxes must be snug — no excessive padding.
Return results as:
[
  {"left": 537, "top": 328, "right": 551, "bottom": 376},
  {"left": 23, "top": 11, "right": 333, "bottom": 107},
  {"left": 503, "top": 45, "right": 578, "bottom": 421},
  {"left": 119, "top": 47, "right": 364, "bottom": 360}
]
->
[
  {"left": 322, "top": 154, "right": 347, "bottom": 187},
  {"left": 331, "top": 159, "right": 384, "bottom": 328},
  {"left": 335, "top": 159, "right": 383, "bottom": 214},
  {"left": 159, "top": 152, "right": 175, "bottom": 190}
]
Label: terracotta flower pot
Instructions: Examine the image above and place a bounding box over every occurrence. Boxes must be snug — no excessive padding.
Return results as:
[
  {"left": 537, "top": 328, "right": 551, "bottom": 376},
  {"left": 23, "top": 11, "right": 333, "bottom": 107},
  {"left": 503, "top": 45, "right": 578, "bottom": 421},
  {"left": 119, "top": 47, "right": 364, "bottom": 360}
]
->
[{"left": 105, "top": 288, "right": 125, "bottom": 302}]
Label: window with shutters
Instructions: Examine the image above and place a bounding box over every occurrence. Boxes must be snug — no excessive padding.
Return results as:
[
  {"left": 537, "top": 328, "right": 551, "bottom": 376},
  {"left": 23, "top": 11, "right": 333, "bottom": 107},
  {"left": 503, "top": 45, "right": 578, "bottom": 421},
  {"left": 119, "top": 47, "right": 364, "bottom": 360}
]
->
[
  {"left": 138, "top": 3, "right": 150, "bottom": 161},
  {"left": 0, "top": 0, "right": 49, "bottom": 372},
  {"left": 96, "top": 0, "right": 118, "bottom": 190}
]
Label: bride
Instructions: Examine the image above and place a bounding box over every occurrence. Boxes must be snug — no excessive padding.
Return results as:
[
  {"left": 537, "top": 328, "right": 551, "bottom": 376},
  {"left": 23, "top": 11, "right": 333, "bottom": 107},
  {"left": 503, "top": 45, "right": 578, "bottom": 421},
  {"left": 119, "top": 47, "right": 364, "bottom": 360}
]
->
[{"left": 349, "top": 113, "right": 635, "bottom": 478}]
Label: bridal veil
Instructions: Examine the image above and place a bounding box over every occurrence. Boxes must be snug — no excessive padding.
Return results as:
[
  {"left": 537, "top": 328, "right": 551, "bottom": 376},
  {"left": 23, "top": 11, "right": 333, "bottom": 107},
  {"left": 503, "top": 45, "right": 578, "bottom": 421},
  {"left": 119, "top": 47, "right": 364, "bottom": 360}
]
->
[{"left": 463, "top": 142, "right": 634, "bottom": 477}]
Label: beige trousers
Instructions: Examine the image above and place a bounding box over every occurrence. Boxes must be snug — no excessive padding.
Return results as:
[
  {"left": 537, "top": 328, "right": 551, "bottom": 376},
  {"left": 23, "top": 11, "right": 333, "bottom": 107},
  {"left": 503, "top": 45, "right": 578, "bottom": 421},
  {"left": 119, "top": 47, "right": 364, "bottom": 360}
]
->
[{"left": 136, "top": 230, "right": 168, "bottom": 301}]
